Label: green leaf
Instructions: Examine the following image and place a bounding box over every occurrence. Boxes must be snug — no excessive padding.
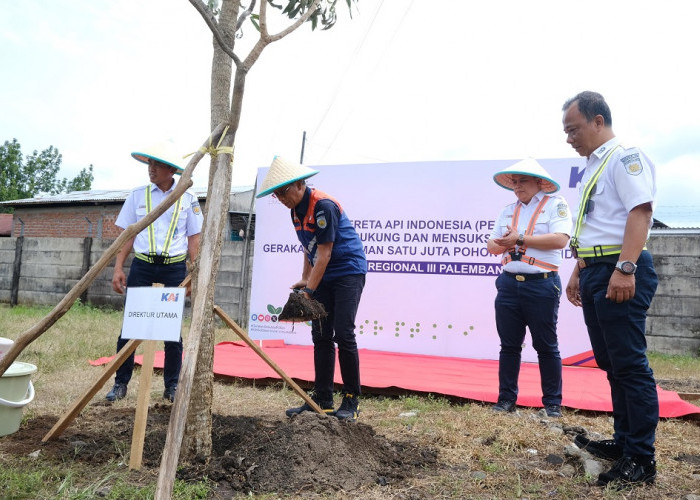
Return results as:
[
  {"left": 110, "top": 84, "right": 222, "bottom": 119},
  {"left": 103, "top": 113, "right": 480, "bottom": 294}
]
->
[
  {"left": 275, "top": 307, "right": 283, "bottom": 314},
  {"left": 267, "top": 304, "right": 276, "bottom": 314}
]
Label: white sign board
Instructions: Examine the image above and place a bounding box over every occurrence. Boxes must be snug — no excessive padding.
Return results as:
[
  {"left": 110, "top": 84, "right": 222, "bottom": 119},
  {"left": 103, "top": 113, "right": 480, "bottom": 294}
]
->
[
  {"left": 249, "top": 159, "right": 590, "bottom": 363},
  {"left": 122, "top": 287, "right": 186, "bottom": 342}
]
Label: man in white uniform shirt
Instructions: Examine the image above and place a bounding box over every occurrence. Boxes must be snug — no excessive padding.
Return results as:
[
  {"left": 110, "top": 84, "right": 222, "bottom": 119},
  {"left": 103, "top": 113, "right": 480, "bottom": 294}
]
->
[
  {"left": 105, "top": 142, "right": 203, "bottom": 403},
  {"left": 563, "top": 91, "right": 659, "bottom": 488},
  {"left": 487, "top": 159, "right": 571, "bottom": 418}
]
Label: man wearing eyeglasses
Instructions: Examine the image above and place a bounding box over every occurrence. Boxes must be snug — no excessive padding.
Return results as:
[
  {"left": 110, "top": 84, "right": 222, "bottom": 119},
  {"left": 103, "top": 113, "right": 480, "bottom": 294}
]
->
[
  {"left": 563, "top": 91, "right": 659, "bottom": 488},
  {"left": 105, "top": 141, "right": 203, "bottom": 404},
  {"left": 257, "top": 156, "right": 367, "bottom": 422}
]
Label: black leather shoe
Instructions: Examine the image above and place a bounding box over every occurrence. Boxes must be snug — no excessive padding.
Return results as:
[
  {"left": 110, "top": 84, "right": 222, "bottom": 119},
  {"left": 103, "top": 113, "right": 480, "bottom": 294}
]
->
[
  {"left": 545, "top": 404, "right": 562, "bottom": 417},
  {"left": 492, "top": 399, "right": 516, "bottom": 413},
  {"left": 574, "top": 434, "right": 623, "bottom": 461},
  {"left": 106, "top": 383, "right": 127, "bottom": 401},
  {"left": 163, "top": 385, "right": 177, "bottom": 402},
  {"left": 597, "top": 456, "right": 656, "bottom": 487}
]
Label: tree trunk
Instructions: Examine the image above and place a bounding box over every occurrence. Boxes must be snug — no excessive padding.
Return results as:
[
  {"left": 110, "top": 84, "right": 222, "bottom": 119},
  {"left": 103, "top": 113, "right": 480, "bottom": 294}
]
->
[
  {"left": 179, "top": 0, "right": 323, "bottom": 463},
  {"left": 183, "top": 0, "right": 240, "bottom": 459}
]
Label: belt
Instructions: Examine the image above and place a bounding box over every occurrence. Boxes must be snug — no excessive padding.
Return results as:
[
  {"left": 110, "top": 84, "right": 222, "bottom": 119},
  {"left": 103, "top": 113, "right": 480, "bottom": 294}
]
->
[
  {"left": 572, "top": 245, "right": 646, "bottom": 259},
  {"left": 503, "top": 271, "right": 558, "bottom": 282},
  {"left": 571, "top": 244, "right": 623, "bottom": 258},
  {"left": 577, "top": 253, "right": 620, "bottom": 269},
  {"left": 134, "top": 252, "right": 187, "bottom": 265}
]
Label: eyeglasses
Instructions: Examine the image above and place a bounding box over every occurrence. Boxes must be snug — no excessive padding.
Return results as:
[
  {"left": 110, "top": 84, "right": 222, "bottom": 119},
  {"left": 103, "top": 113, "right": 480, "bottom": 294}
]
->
[{"left": 272, "top": 184, "right": 293, "bottom": 199}]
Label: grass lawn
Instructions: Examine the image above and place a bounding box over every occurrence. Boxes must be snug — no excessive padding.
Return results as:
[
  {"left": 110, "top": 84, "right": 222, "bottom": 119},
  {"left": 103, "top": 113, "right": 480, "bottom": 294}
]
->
[{"left": 0, "top": 303, "right": 699, "bottom": 499}]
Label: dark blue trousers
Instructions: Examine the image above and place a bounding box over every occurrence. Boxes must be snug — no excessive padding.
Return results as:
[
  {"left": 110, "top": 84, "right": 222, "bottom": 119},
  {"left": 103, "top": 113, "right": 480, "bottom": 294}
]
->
[
  {"left": 115, "top": 258, "right": 186, "bottom": 389},
  {"left": 579, "top": 250, "right": 658, "bottom": 459},
  {"left": 310, "top": 273, "right": 365, "bottom": 401},
  {"left": 494, "top": 272, "right": 563, "bottom": 406}
]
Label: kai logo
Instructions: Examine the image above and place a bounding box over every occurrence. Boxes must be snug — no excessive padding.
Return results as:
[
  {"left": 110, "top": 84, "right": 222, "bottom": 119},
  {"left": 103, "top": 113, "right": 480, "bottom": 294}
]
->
[
  {"left": 161, "top": 292, "right": 180, "bottom": 302},
  {"left": 568, "top": 166, "right": 585, "bottom": 188}
]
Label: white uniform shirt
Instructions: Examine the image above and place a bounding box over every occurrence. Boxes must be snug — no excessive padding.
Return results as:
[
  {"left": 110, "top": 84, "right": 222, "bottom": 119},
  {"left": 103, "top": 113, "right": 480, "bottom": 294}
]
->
[
  {"left": 490, "top": 192, "right": 572, "bottom": 273},
  {"left": 574, "top": 137, "right": 656, "bottom": 248},
  {"left": 115, "top": 180, "right": 203, "bottom": 257}
]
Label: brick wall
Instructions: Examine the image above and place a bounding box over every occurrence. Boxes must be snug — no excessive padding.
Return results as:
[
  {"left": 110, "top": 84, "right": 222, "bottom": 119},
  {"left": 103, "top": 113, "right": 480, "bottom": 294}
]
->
[
  {"left": 11, "top": 205, "right": 122, "bottom": 239},
  {"left": 0, "top": 237, "right": 254, "bottom": 326},
  {"left": 2, "top": 229, "right": 698, "bottom": 356}
]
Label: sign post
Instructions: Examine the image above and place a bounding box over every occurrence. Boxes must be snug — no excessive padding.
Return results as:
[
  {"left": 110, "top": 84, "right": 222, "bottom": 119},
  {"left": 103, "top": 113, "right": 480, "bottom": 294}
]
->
[{"left": 125, "top": 284, "right": 185, "bottom": 470}]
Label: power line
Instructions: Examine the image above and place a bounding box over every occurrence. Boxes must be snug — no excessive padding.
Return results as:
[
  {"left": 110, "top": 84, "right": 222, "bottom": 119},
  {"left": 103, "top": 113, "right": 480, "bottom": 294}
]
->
[{"left": 314, "top": 0, "right": 415, "bottom": 164}]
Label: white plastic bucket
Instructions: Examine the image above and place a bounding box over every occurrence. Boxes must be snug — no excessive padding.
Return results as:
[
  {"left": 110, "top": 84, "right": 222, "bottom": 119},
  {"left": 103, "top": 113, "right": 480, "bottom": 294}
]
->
[
  {"left": 0, "top": 361, "right": 37, "bottom": 437},
  {"left": 0, "top": 337, "right": 13, "bottom": 361}
]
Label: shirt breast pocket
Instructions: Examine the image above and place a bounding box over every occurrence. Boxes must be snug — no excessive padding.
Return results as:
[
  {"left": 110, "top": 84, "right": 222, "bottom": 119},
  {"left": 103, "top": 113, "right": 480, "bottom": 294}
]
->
[
  {"left": 587, "top": 183, "right": 606, "bottom": 215},
  {"left": 533, "top": 212, "right": 553, "bottom": 233},
  {"left": 135, "top": 208, "right": 147, "bottom": 218}
]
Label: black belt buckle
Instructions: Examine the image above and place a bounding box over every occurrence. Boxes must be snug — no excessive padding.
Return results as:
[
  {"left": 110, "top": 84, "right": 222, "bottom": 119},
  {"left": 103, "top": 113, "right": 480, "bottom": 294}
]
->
[
  {"left": 509, "top": 251, "right": 522, "bottom": 262},
  {"left": 150, "top": 253, "right": 166, "bottom": 265},
  {"left": 505, "top": 271, "right": 557, "bottom": 282},
  {"left": 582, "top": 254, "right": 620, "bottom": 266}
]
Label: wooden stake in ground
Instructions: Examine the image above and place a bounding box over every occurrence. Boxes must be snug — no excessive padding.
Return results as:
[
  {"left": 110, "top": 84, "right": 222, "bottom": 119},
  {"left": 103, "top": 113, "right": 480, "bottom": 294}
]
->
[
  {"left": 42, "top": 339, "right": 142, "bottom": 442},
  {"left": 129, "top": 339, "right": 156, "bottom": 470},
  {"left": 213, "top": 305, "right": 325, "bottom": 415},
  {"left": 0, "top": 125, "right": 225, "bottom": 378},
  {"left": 42, "top": 276, "right": 191, "bottom": 443},
  {"left": 129, "top": 282, "right": 164, "bottom": 470}
]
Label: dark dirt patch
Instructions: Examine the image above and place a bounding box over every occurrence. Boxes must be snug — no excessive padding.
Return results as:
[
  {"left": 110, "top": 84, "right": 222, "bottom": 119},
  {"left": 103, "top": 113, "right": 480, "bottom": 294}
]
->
[
  {"left": 180, "top": 411, "right": 437, "bottom": 495},
  {"left": 0, "top": 405, "right": 438, "bottom": 496},
  {"left": 656, "top": 378, "right": 700, "bottom": 395}
]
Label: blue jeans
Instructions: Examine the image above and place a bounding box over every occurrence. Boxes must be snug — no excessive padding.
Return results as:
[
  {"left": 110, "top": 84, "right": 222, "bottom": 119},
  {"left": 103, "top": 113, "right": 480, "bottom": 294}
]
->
[
  {"left": 494, "top": 272, "right": 563, "bottom": 406},
  {"left": 579, "top": 250, "right": 658, "bottom": 458},
  {"left": 310, "top": 273, "right": 365, "bottom": 400},
  {"left": 115, "top": 258, "right": 186, "bottom": 389}
]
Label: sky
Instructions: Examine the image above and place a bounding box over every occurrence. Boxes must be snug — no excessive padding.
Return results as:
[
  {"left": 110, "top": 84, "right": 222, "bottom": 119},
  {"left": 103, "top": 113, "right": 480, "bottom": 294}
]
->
[{"left": 1, "top": 0, "right": 699, "bottom": 225}]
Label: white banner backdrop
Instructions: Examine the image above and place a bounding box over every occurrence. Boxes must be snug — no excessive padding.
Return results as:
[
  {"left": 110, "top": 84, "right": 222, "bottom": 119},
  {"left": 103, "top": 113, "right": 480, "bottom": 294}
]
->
[{"left": 248, "top": 158, "right": 590, "bottom": 363}]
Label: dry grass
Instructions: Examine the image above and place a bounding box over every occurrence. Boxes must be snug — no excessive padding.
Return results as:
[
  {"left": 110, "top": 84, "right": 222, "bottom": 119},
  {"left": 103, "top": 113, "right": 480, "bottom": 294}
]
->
[{"left": 1, "top": 303, "right": 699, "bottom": 499}]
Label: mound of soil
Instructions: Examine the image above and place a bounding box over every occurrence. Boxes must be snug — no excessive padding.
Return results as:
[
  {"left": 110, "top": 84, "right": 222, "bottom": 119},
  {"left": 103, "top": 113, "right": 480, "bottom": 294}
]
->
[
  {"left": 182, "top": 411, "right": 437, "bottom": 495},
  {"left": 1, "top": 405, "right": 437, "bottom": 496}
]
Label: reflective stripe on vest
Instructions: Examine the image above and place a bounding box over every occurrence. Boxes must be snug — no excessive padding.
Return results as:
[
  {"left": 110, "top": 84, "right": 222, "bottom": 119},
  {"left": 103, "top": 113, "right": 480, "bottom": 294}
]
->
[
  {"left": 570, "top": 145, "right": 621, "bottom": 250},
  {"left": 293, "top": 189, "right": 343, "bottom": 264},
  {"left": 501, "top": 195, "right": 559, "bottom": 272},
  {"left": 135, "top": 186, "right": 184, "bottom": 264}
]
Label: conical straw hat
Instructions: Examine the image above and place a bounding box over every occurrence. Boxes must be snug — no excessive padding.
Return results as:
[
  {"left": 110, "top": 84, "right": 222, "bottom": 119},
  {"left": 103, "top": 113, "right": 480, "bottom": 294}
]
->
[
  {"left": 256, "top": 156, "right": 319, "bottom": 198},
  {"left": 493, "top": 158, "right": 560, "bottom": 193},
  {"left": 132, "top": 140, "right": 185, "bottom": 175}
]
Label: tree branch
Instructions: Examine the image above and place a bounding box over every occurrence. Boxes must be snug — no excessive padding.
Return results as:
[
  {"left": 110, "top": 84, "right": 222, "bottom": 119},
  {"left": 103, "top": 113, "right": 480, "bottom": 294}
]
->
[
  {"left": 235, "top": 0, "right": 256, "bottom": 31},
  {"left": 240, "top": 0, "right": 322, "bottom": 70},
  {"left": 188, "top": 0, "right": 242, "bottom": 66},
  {"left": 258, "top": 0, "right": 269, "bottom": 38},
  {"left": 268, "top": 0, "right": 322, "bottom": 42},
  {"left": 0, "top": 122, "right": 228, "bottom": 377}
]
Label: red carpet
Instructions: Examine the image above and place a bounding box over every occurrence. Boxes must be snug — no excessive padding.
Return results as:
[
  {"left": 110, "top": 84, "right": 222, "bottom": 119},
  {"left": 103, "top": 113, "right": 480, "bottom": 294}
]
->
[{"left": 90, "top": 341, "right": 699, "bottom": 418}]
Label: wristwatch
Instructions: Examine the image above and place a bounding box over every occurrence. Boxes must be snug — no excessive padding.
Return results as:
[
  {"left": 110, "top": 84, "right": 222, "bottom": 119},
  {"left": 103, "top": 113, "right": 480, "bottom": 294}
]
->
[
  {"left": 302, "top": 287, "right": 315, "bottom": 295},
  {"left": 516, "top": 234, "right": 525, "bottom": 246},
  {"left": 615, "top": 260, "right": 637, "bottom": 275}
]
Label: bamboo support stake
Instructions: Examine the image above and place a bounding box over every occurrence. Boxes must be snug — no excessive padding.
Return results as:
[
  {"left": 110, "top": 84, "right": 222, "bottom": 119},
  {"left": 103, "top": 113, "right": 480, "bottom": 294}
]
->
[
  {"left": 0, "top": 123, "right": 226, "bottom": 378},
  {"left": 213, "top": 305, "right": 325, "bottom": 415},
  {"left": 42, "top": 277, "right": 192, "bottom": 442},
  {"left": 42, "top": 339, "right": 142, "bottom": 442}
]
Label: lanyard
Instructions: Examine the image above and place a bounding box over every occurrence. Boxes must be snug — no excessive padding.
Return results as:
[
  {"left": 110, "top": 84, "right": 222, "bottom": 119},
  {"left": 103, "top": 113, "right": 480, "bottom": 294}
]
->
[
  {"left": 501, "top": 195, "right": 558, "bottom": 271},
  {"left": 570, "top": 145, "right": 620, "bottom": 248},
  {"left": 510, "top": 195, "right": 550, "bottom": 253},
  {"left": 145, "top": 186, "right": 182, "bottom": 257}
]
